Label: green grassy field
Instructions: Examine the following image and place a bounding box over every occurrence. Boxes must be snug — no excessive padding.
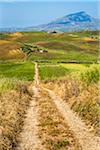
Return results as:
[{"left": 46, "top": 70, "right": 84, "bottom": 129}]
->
[
  {"left": 39, "top": 65, "right": 69, "bottom": 80},
  {"left": 0, "top": 61, "right": 34, "bottom": 81},
  {"left": 39, "top": 63, "right": 99, "bottom": 81}
]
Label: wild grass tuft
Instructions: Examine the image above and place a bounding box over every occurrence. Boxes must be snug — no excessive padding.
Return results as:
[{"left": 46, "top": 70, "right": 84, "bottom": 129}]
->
[
  {"left": 81, "top": 65, "right": 99, "bottom": 85},
  {"left": 44, "top": 65, "right": 100, "bottom": 134},
  {"left": 0, "top": 77, "right": 18, "bottom": 92}
]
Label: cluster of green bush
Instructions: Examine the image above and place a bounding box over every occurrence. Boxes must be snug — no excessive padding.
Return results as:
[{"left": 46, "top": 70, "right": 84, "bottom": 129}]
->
[
  {"left": 21, "top": 44, "right": 48, "bottom": 55},
  {"left": 81, "top": 65, "right": 99, "bottom": 85},
  {"left": 0, "top": 77, "right": 17, "bottom": 92}
]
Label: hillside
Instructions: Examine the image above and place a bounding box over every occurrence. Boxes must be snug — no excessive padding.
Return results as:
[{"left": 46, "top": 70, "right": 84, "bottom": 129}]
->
[{"left": 0, "top": 31, "right": 99, "bottom": 62}]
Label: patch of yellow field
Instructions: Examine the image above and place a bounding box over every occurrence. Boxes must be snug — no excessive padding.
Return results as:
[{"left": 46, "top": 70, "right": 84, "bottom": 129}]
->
[
  {"left": 61, "top": 64, "right": 87, "bottom": 73},
  {"left": 69, "top": 34, "right": 78, "bottom": 37},
  {"left": 81, "top": 37, "right": 96, "bottom": 42},
  {"left": 0, "top": 40, "right": 10, "bottom": 44},
  {"left": 35, "top": 41, "right": 47, "bottom": 46},
  {"left": 8, "top": 49, "right": 21, "bottom": 56},
  {"left": 9, "top": 32, "right": 23, "bottom": 38}
]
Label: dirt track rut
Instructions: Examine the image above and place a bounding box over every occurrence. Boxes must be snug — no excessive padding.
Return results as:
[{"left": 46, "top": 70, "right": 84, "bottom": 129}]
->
[
  {"left": 16, "top": 63, "right": 42, "bottom": 150},
  {"left": 17, "top": 90, "right": 43, "bottom": 150}
]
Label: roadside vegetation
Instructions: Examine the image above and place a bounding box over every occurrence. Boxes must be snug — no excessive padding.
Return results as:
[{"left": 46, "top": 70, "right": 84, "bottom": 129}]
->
[
  {"left": 43, "top": 64, "right": 100, "bottom": 135},
  {"left": 81, "top": 65, "right": 99, "bottom": 85},
  {"left": 0, "top": 87, "right": 31, "bottom": 150},
  {"left": 0, "top": 61, "right": 34, "bottom": 149},
  {"left": 39, "top": 63, "right": 98, "bottom": 81},
  {"left": 0, "top": 77, "right": 18, "bottom": 92}
]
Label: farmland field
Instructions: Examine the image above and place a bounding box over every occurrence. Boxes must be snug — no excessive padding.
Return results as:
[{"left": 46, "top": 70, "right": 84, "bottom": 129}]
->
[
  {"left": 39, "top": 63, "right": 99, "bottom": 81},
  {"left": 39, "top": 65, "right": 69, "bottom": 80},
  {"left": 0, "top": 31, "right": 100, "bottom": 150},
  {"left": 0, "top": 31, "right": 99, "bottom": 62},
  {"left": 0, "top": 61, "right": 34, "bottom": 81}
]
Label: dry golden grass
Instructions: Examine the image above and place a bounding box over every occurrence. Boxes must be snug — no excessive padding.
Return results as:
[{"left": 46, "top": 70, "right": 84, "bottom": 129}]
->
[
  {"left": 81, "top": 37, "right": 96, "bottom": 42},
  {"left": 10, "top": 32, "right": 23, "bottom": 37},
  {"left": 35, "top": 41, "right": 49, "bottom": 47},
  {"left": 42, "top": 76, "right": 81, "bottom": 100},
  {"left": 37, "top": 90, "right": 80, "bottom": 150},
  {"left": 0, "top": 40, "right": 10, "bottom": 44},
  {"left": 44, "top": 77, "right": 99, "bottom": 135},
  {"left": 70, "top": 84, "right": 100, "bottom": 134},
  {"left": 0, "top": 40, "right": 25, "bottom": 59},
  {"left": 9, "top": 32, "right": 23, "bottom": 40},
  {"left": 8, "top": 49, "right": 22, "bottom": 57},
  {"left": 0, "top": 88, "right": 32, "bottom": 150}
]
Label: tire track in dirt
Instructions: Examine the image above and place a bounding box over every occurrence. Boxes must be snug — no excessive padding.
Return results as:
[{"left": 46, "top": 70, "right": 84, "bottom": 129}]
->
[
  {"left": 37, "top": 89, "right": 81, "bottom": 150},
  {"left": 16, "top": 62, "right": 43, "bottom": 150},
  {"left": 17, "top": 97, "right": 42, "bottom": 150},
  {"left": 44, "top": 88, "right": 100, "bottom": 150},
  {"left": 30, "top": 62, "right": 81, "bottom": 149}
]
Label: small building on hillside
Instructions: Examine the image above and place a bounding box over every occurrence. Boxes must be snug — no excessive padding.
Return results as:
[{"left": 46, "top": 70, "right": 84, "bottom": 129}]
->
[{"left": 47, "top": 30, "right": 58, "bottom": 34}]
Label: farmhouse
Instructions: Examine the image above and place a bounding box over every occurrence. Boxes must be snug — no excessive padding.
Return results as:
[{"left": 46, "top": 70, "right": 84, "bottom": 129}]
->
[{"left": 47, "top": 30, "right": 58, "bottom": 34}]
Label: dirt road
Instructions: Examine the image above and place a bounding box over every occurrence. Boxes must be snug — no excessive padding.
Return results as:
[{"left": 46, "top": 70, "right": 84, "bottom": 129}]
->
[
  {"left": 16, "top": 63, "right": 43, "bottom": 150},
  {"left": 16, "top": 62, "right": 100, "bottom": 150}
]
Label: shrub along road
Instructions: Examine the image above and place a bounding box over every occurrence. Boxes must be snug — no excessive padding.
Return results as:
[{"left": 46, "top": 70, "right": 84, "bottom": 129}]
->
[{"left": 16, "top": 62, "right": 100, "bottom": 150}]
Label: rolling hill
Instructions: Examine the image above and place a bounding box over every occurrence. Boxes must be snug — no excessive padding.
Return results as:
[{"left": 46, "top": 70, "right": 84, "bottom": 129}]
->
[{"left": 0, "top": 31, "right": 99, "bottom": 61}]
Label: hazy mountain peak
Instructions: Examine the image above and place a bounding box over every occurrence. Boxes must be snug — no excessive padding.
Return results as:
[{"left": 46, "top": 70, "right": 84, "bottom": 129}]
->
[
  {"left": 66, "top": 11, "right": 87, "bottom": 17},
  {"left": 61, "top": 11, "right": 92, "bottom": 23},
  {"left": 72, "top": 11, "right": 87, "bottom": 15},
  {"left": 38, "top": 11, "right": 100, "bottom": 32}
]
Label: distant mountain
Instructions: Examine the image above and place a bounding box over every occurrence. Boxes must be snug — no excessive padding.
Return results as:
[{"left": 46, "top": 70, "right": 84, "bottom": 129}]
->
[
  {"left": 34, "top": 11, "right": 100, "bottom": 32},
  {"left": 0, "top": 11, "right": 100, "bottom": 32}
]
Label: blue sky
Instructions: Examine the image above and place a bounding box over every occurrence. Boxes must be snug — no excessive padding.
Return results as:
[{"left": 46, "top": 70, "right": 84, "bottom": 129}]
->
[{"left": 0, "top": 0, "right": 99, "bottom": 28}]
